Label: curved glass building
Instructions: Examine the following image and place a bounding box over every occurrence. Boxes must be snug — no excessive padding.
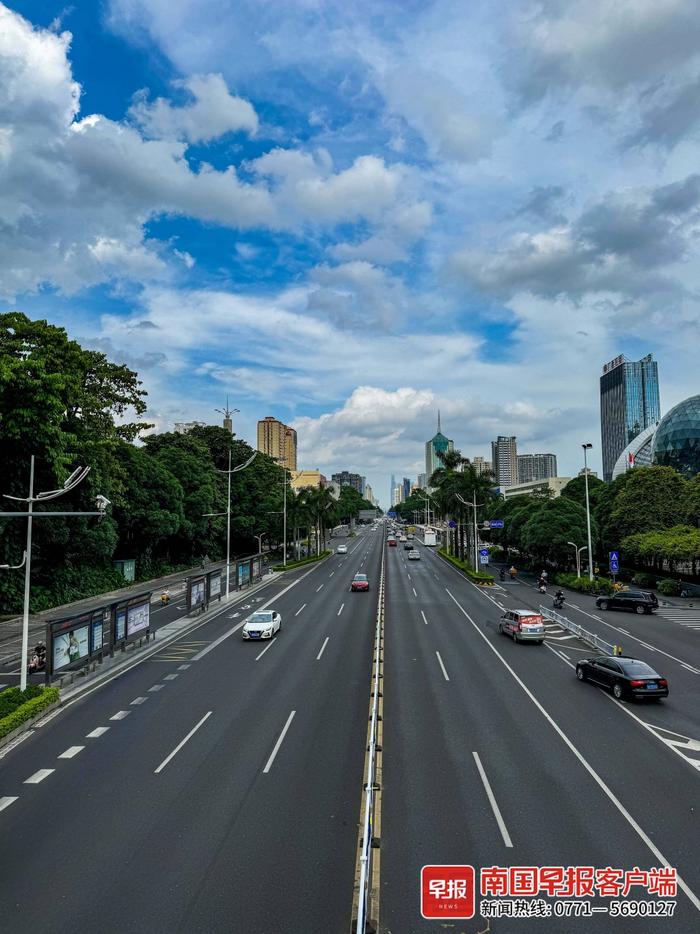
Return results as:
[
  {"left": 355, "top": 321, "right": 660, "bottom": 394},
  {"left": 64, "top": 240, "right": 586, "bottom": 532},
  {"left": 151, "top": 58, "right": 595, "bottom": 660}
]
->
[{"left": 651, "top": 394, "right": 700, "bottom": 478}]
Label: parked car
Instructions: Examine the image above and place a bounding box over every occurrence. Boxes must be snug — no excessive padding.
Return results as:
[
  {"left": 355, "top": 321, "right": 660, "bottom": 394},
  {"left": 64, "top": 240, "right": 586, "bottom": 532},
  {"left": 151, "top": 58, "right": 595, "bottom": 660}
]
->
[
  {"left": 242, "top": 610, "right": 282, "bottom": 640},
  {"left": 351, "top": 573, "right": 370, "bottom": 592},
  {"left": 407, "top": 549, "right": 421, "bottom": 560},
  {"left": 576, "top": 655, "right": 668, "bottom": 701},
  {"left": 498, "top": 609, "right": 545, "bottom": 644},
  {"left": 336, "top": 544, "right": 348, "bottom": 554},
  {"left": 595, "top": 591, "right": 658, "bottom": 614}
]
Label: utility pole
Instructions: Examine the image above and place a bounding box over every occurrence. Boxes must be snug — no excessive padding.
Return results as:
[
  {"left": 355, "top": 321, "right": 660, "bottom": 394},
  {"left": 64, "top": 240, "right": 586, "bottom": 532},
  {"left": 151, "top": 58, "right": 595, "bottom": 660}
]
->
[
  {"left": 582, "top": 443, "right": 594, "bottom": 581},
  {"left": 455, "top": 491, "right": 485, "bottom": 571}
]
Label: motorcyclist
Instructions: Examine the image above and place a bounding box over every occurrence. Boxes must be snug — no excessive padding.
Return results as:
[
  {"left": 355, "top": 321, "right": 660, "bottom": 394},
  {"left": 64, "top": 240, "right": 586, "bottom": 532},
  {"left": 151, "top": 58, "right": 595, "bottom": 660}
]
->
[
  {"left": 538, "top": 576, "right": 547, "bottom": 594},
  {"left": 160, "top": 589, "right": 170, "bottom": 605},
  {"left": 499, "top": 567, "right": 506, "bottom": 581},
  {"left": 509, "top": 566, "right": 517, "bottom": 580},
  {"left": 553, "top": 589, "right": 565, "bottom": 608}
]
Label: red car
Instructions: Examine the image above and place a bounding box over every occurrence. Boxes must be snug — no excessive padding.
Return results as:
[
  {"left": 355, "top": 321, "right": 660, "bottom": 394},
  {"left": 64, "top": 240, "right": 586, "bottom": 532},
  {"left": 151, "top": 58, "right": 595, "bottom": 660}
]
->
[
  {"left": 351, "top": 573, "right": 370, "bottom": 592},
  {"left": 387, "top": 537, "right": 397, "bottom": 547}
]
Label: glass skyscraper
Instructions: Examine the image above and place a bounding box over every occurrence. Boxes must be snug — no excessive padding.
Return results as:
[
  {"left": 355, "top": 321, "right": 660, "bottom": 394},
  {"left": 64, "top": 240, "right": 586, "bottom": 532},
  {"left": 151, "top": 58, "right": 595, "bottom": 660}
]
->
[
  {"left": 424, "top": 412, "right": 454, "bottom": 488},
  {"left": 600, "top": 353, "right": 660, "bottom": 482}
]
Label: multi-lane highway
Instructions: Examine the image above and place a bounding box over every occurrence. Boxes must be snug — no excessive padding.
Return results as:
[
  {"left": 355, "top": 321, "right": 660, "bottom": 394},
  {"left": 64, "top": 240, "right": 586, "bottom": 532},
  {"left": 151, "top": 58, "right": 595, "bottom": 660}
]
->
[{"left": 0, "top": 523, "right": 698, "bottom": 933}]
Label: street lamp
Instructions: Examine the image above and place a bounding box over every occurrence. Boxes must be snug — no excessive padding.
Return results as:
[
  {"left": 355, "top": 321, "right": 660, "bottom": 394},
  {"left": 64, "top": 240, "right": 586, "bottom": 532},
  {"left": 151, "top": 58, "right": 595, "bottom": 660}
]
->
[
  {"left": 253, "top": 532, "right": 266, "bottom": 555},
  {"left": 455, "top": 491, "right": 485, "bottom": 571},
  {"left": 272, "top": 459, "right": 290, "bottom": 568},
  {"left": 582, "top": 443, "right": 594, "bottom": 582},
  {"left": 567, "top": 541, "right": 588, "bottom": 579},
  {"left": 418, "top": 493, "right": 433, "bottom": 527},
  {"left": 1, "top": 456, "right": 104, "bottom": 690}
]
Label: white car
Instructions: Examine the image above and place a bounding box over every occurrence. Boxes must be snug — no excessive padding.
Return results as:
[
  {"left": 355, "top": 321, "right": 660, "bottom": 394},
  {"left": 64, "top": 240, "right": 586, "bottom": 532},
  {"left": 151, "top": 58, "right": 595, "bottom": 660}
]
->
[
  {"left": 242, "top": 610, "right": 282, "bottom": 640},
  {"left": 336, "top": 544, "right": 348, "bottom": 554},
  {"left": 408, "top": 549, "right": 421, "bottom": 560}
]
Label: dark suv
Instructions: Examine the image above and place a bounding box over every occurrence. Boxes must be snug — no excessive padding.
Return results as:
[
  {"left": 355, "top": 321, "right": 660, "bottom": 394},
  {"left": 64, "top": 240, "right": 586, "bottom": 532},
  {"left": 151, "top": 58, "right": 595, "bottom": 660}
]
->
[{"left": 595, "top": 590, "right": 658, "bottom": 615}]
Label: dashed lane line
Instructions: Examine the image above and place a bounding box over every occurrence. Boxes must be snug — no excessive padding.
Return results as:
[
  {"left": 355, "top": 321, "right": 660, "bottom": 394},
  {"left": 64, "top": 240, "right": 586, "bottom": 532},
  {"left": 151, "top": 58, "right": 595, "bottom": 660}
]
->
[
  {"left": 255, "top": 639, "right": 277, "bottom": 661},
  {"left": 110, "top": 710, "right": 131, "bottom": 720},
  {"left": 421, "top": 610, "right": 428, "bottom": 625},
  {"left": 86, "top": 727, "right": 109, "bottom": 738},
  {"left": 0, "top": 796, "right": 18, "bottom": 812},
  {"left": 263, "top": 710, "right": 296, "bottom": 774},
  {"left": 338, "top": 603, "right": 345, "bottom": 616},
  {"left": 58, "top": 746, "right": 84, "bottom": 760},
  {"left": 295, "top": 604, "right": 306, "bottom": 616},
  {"left": 316, "top": 637, "right": 330, "bottom": 661},
  {"left": 24, "top": 769, "right": 54, "bottom": 784},
  {"left": 148, "top": 684, "right": 164, "bottom": 693},
  {"left": 130, "top": 696, "right": 148, "bottom": 705},
  {"left": 435, "top": 651, "right": 450, "bottom": 681},
  {"left": 154, "top": 711, "right": 213, "bottom": 775}
]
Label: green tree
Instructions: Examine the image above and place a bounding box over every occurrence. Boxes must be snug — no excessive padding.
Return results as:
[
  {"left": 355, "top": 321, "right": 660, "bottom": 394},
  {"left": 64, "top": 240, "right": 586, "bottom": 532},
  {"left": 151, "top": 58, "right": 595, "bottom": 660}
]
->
[
  {"left": 521, "top": 498, "right": 595, "bottom": 568},
  {"left": 606, "top": 466, "right": 687, "bottom": 543}
]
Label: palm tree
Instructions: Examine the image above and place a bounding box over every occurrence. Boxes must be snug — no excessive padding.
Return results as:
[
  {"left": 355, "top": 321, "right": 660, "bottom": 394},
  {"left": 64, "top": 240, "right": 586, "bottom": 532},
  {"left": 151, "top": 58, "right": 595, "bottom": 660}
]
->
[
  {"left": 287, "top": 488, "right": 312, "bottom": 560},
  {"left": 304, "top": 486, "right": 337, "bottom": 554},
  {"left": 430, "top": 451, "right": 496, "bottom": 562}
]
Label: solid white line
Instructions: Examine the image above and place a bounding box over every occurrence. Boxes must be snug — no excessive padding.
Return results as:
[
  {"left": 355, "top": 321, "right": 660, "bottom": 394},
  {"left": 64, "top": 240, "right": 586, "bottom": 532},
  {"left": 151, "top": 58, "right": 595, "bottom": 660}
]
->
[
  {"left": 317, "top": 637, "right": 330, "bottom": 660},
  {"left": 316, "top": 584, "right": 324, "bottom": 592},
  {"left": 130, "top": 696, "right": 148, "bottom": 705},
  {"left": 86, "top": 727, "right": 109, "bottom": 738},
  {"left": 58, "top": 746, "right": 84, "bottom": 760},
  {"left": 338, "top": 603, "right": 345, "bottom": 616},
  {"left": 110, "top": 710, "right": 131, "bottom": 720},
  {"left": 295, "top": 603, "right": 306, "bottom": 616},
  {"left": 682, "top": 663, "right": 696, "bottom": 672},
  {"left": 0, "top": 796, "right": 18, "bottom": 812},
  {"left": 436, "top": 651, "right": 450, "bottom": 681},
  {"left": 444, "top": 588, "right": 700, "bottom": 913},
  {"left": 472, "top": 751, "right": 513, "bottom": 847},
  {"left": 24, "top": 769, "right": 54, "bottom": 784},
  {"left": 412, "top": 587, "right": 417, "bottom": 597},
  {"left": 263, "top": 710, "right": 296, "bottom": 773},
  {"left": 255, "top": 638, "right": 277, "bottom": 661},
  {"left": 421, "top": 610, "right": 428, "bottom": 625},
  {"left": 154, "top": 711, "right": 212, "bottom": 774}
]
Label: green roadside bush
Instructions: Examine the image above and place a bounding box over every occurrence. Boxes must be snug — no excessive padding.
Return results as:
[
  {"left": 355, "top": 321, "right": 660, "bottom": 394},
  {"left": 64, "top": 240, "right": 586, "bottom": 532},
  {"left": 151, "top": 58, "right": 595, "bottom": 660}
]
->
[
  {"left": 553, "top": 572, "right": 614, "bottom": 595},
  {"left": 438, "top": 549, "right": 494, "bottom": 584},
  {"left": 633, "top": 572, "right": 657, "bottom": 588},
  {"left": 657, "top": 579, "right": 680, "bottom": 596},
  {"left": 272, "top": 550, "right": 331, "bottom": 571},
  {"left": 0, "top": 687, "right": 60, "bottom": 740}
]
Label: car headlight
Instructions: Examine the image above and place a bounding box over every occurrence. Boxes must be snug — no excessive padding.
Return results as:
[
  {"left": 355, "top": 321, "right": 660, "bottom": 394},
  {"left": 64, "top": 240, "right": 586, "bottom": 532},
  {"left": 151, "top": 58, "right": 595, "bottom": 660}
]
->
[{"left": 263, "top": 629, "right": 272, "bottom": 636}]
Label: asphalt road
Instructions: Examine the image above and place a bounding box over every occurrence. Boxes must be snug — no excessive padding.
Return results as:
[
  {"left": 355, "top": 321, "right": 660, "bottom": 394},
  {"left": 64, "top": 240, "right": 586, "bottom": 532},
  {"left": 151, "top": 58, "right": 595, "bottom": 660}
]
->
[
  {"left": 380, "top": 540, "right": 700, "bottom": 932},
  {"left": 0, "top": 529, "right": 381, "bottom": 934},
  {"left": 1, "top": 525, "right": 698, "bottom": 933}
]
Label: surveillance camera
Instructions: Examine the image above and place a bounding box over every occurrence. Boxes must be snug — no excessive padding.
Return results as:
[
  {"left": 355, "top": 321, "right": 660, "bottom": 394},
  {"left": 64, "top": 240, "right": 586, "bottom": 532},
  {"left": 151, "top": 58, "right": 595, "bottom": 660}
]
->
[{"left": 95, "top": 495, "right": 111, "bottom": 512}]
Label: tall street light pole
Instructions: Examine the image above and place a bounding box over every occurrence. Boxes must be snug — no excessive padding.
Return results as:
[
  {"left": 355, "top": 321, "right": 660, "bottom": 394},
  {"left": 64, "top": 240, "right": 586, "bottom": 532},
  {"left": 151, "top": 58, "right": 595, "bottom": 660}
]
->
[
  {"left": 582, "top": 443, "right": 594, "bottom": 581},
  {"left": 567, "top": 541, "right": 587, "bottom": 579},
  {"left": 455, "top": 490, "right": 485, "bottom": 571},
  {"left": 204, "top": 448, "right": 257, "bottom": 598},
  {"left": 1, "top": 456, "right": 105, "bottom": 690}
]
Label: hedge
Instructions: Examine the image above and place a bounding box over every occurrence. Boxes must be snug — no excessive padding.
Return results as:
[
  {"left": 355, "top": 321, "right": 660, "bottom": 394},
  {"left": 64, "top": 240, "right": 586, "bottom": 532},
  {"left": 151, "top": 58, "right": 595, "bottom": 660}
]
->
[
  {"left": 552, "top": 572, "right": 614, "bottom": 595},
  {"left": 657, "top": 578, "right": 681, "bottom": 596},
  {"left": 0, "top": 687, "right": 60, "bottom": 740},
  {"left": 439, "top": 549, "right": 494, "bottom": 584},
  {"left": 272, "top": 550, "right": 331, "bottom": 572}
]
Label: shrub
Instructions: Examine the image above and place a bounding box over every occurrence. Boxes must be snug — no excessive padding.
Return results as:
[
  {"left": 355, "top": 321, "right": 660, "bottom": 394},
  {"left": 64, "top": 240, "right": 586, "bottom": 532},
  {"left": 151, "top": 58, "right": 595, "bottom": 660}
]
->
[
  {"left": 657, "top": 579, "right": 680, "bottom": 596},
  {"left": 0, "top": 684, "right": 44, "bottom": 720},
  {"left": 272, "top": 550, "right": 331, "bottom": 571},
  {"left": 633, "top": 573, "right": 657, "bottom": 589},
  {"left": 0, "top": 687, "right": 60, "bottom": 740},
  {"left": 553, "top": 572, "right": 614, "bottom": 595}
]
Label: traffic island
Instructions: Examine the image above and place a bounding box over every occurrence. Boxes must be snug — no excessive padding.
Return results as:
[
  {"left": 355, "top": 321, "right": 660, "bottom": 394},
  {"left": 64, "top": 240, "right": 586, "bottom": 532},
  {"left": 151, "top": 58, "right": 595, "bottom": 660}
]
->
[
  {"left": 438, "top": 549, "right": 495, "bottom": 585},
  {"left": 271, "top": 550, "right": 331, "bottom": 572}
]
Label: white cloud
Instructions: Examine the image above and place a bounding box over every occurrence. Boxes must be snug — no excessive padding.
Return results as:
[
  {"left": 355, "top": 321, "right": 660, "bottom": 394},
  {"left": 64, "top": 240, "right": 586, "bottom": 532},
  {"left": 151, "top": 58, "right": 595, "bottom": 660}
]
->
[{"left": 130, "top": 73, "right": 258, "bottom": 142}]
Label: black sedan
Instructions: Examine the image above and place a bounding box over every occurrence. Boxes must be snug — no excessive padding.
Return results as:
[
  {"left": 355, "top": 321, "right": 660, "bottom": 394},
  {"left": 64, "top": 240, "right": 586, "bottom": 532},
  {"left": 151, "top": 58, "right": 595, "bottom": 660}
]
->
[
  {"left": 595, "top": 590, "right": 658, "bottom": 614},
  {"left": 403, "top": 541, "right": 413, "bottom": 550},
  {"left": 576, "top": 655, "right": 668, "bottom": 701}
]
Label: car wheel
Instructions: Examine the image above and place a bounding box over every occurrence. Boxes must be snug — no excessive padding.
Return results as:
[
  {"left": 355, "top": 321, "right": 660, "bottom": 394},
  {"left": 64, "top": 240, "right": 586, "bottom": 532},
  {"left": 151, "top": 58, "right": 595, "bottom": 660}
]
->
[
  {"left": 599, "top": 600, "right": 609, "bottom": 610},
  {"left": 612, "top": 682, "right": 623, "bottom": 700},
  {"left": 636, "top": 605, "right": 646, "bottom": 615},
  {"left": 576, "top": 666, "right": 586, "bottom": 681}
]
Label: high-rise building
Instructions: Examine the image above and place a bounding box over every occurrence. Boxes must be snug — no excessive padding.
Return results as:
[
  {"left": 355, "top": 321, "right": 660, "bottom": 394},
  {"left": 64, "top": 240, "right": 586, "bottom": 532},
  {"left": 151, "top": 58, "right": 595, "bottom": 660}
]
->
[
  {"left": 425, "top": 412, "right": 454, "bottom": 487},
  {"left": 471, "top": 457, "right": 492, "bottom": 477},
  {"left": 491, "top": 436, "right": 518, "bottom": 487},
  {"left": 402, "top": 477, "right": 412, "bottom": 501},
  {"left": 417, "top": 472, "right": 427, "bottom": 489},
  {"left": 290, "top": 470, "right": 326, "bottom": 490},
  {"left": 331, "top": 471, "right": 364, "bottom": 494},
  {"left": 364, "top": 482, "right": 374, "bottom": 505},
  {"left": 517, "top": 453, "right": 557, "bottom": 483},
  {"left": 174, "top": 421, "right": 207, "bottom": 434},
  {"left": 390, "top": 474, "right": 396, "bottom": 507},
  {"left": 257, "top": 416, "right": 297, "bottom": 471},
  {"left": 392, "top": 484, "right": 402, "bottom": 507},
  {"left": 600, "top": 353, "right": 660, "bottom": 482}
]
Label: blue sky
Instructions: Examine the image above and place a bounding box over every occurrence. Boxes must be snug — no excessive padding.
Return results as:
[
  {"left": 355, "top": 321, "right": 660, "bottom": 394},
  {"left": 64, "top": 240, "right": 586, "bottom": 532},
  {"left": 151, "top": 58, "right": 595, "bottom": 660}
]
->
[{"left": 2, "top": 1, "right": 700, "bottom": 506}]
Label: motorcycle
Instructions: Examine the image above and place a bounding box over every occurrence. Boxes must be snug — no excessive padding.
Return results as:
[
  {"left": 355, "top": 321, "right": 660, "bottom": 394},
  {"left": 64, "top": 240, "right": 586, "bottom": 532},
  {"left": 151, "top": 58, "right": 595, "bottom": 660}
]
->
[
  {"left": 160, "top": 590, "right": 170, "bottom": 606},
  {"left": 553, "top": 593, "right": 565, "bottom": 610},
  {"left": 28, "top": 643, "right": 46, "bottom": 673},
  {"left": 499, "top": 568, "right": 506, "bottom": 581}
]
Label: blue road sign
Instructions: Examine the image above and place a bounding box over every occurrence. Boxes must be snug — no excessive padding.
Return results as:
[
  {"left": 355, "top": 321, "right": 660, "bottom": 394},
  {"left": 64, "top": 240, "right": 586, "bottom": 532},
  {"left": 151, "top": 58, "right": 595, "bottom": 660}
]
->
[
  {"left": 489, "top": 519, "right": 504, "bottom": 529},
  {"left": 448, "top": 519, "right": 457, "bottom": 528},
  {"left": 479, "top": 548, "right": 489, "bottom": 557},
  {"left": 609, "top": 550, "right": 619, "bottom": 562},
  {"left": 609, "top": 550, "right": 620, "bottom": 573},
  {"left": 387, "top": 511, "right": 397, "bottom": 518}
]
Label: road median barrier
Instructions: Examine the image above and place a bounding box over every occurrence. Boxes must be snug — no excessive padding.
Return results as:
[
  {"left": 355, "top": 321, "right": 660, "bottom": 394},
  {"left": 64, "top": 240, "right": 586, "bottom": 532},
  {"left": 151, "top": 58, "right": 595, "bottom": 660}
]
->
[{"left": 540, "top": 605, "right": 617, "bottom": 655}]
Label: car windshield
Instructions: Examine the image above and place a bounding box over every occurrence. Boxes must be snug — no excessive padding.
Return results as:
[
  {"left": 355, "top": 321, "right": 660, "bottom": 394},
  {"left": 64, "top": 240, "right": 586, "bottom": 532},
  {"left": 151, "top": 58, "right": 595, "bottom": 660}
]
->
[
  {"left": 247, "top": 612, "right": 273, "bottom": 623},
  {"left": 354, "top": 574, "right": 367, "bottom": 581},
  {"left": 620, "top": 661, "right": 658, "bottom": 677}
]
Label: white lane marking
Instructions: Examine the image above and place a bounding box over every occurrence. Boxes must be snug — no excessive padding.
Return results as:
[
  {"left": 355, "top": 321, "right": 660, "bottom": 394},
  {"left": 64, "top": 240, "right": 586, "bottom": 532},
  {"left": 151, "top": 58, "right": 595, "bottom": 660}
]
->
[
  {"left": 329, "top": 571, "right": 335, "bottom": 577},
  {"left": 445, "top": 588, "right": 700, "bottom": 913},
  {"left": 436, "top": 651, "right": 450, "bottom": 681},
  {"left": 635, "top": 640, "right": 657, "bottom": 652},
  {"left": 421, "top": 610, "right": 428, "bottom": 625},
  {"left": 682, "top": 663, "right": 697, "bottom": 672},
  {"left": 617, "top": 628, "right": 630, "bottom": 634},
  {"left": 295, "top": 604, "right": 306, "bottom": 616},
  {"left": 58, "top": 746, "right": 84, "bottom": 759},
  {"left": 255, "top": 638, "right": 277, "bottom": 661},
  {"left": 163, "top": 673, "right": 179, "bottom": 680},
  {"left": 316, "top": 637, "right": 330, "bottom": 661},
  {"left": 407, "top": 573, "right": 412, "bottom": 581},
  {"left": 0, "top": 796, "right": 18, "bottom": 812},
  {"left": 560, "top": 652, "right": 570, "bottom": 660},
  {"left": 148, "top": 684, "right": 164, "bottom": 693},
  {"left": 338, "top": 603, "right": 345, "bottom": 616},
  {"left": 177, "top": 664, "right": 191, "bottom": 670},
  {"left": 412, "top": 587, "right": 418, "bottom": 597},
  {"left": 473, "top": 751, "right": 513, "bottom": 847},
  {"left": 130, "top": 696, "right": 148, "bottom": 705},
  {"left": 86, "top": 727, "right": 109, "bottom": 738},
  {"left": 316, "top": 584, "right": 324, "bottom": 592},
  {"left": 24, "top": 769, "right": 54, "bottom": 784},
  {"left": 154, "top": 711, "right": 212, "bottom": 774},
  {"left": 110, "top": 710, "right": 131, "bottom": 720},
  {"left": 263, "top": 710, "right": 296, "bottom": 773}
]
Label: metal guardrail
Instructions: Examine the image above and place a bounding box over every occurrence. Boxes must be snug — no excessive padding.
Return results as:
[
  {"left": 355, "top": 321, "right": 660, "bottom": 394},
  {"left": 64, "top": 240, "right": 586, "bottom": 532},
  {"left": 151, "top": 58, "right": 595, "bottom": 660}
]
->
[
  {"left": 355, "top": 545, "right": 385, "bottom": 934},
  {"left": 540, "top": 605, "right": 617, "bottom": 655}
]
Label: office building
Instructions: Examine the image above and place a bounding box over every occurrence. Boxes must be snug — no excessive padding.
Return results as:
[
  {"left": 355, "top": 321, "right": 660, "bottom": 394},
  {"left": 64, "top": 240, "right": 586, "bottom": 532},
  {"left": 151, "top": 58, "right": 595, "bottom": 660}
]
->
[
  {"left": 392, "top": 484, "right": 402, "bottom": 507},
  {"left": 364, "top": 482, "right": 374, "bottom": 505},
  {"left": 600, "top": 353, "right": 660, "bottom": 482},
  {"left": 417, "top": 473, "right": 427, "bottom": 489},
  {"left": 257, "top": 416, "right": 297, "bottom": 471},
  {"left": 471, "top": 457, "right": 492, "bottom": 477},
  {"left": 331, "top": 471, "right": 365, "bottom": 495},
  {"left": 402, "top": 477, "right": 412, "bottom": 501},
  {"left": 491, "top": 436, "right": 518, "bottom": 487},
  {"left": 174, "top": 421, "right": 207, "bottom": 434},
  {"left": 425, "top": 412, "right": 454, "bottom": 487},
  {"left": 517, "top": 453, "right": 557, "bottom": 483},
  {"left": 501, "top": 477, "right": 572, "bottom": 500},
  {"left": 290, "top": 470, "right": 326, "bottom": 491}
]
